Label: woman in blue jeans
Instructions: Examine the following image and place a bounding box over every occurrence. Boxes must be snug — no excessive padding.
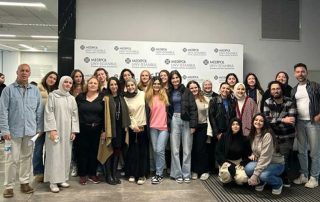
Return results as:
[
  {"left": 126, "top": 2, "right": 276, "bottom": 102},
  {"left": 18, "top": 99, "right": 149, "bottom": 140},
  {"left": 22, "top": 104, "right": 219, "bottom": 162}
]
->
[
  {"left": 168, "top": 70, "right": 198, "bottom": 183},
  {"left": 245, "top": 113, "right": 285, "bottom": 195},
  {"left": 145, "top": 76, "right": 170, "bottom": 184}
]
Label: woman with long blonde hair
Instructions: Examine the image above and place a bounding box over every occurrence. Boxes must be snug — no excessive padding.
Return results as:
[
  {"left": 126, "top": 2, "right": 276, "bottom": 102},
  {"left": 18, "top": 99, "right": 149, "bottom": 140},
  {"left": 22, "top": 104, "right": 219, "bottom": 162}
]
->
[{"left": 145, "top": 77, "right": 169, "bottom": 184}]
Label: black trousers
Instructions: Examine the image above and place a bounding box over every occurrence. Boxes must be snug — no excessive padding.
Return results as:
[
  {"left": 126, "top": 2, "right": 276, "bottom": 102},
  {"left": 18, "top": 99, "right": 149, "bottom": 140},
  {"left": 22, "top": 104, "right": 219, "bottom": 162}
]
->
[
  {"left": 75, "top": 125, "right": 102, "bottom": 177},
  {"left": 191, "top": 123, "right": 210, "bottom": 175}
]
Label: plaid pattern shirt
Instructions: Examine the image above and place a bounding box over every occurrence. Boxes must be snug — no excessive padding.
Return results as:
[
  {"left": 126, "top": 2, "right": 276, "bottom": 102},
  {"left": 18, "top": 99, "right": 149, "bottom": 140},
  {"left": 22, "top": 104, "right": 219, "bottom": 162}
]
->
[{"left": 263, "top": 96, "right": 296, "bottom": 137}]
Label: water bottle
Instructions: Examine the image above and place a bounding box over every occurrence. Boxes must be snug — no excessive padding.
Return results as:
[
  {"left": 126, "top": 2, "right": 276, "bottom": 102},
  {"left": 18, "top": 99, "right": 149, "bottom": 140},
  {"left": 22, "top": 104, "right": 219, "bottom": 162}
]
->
[
  {"left": 4, "top": 141, "right": 12, "bottom": 154},
  {"left": 54, "top": 136, "right": 60, "bottom": 143}
]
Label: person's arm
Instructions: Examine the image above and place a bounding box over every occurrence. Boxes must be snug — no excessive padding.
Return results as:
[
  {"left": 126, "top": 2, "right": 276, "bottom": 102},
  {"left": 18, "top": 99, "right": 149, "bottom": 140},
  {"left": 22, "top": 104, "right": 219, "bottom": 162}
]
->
[
  {"left": 35, "top": 88, "right": 43, "bottom": 134},
  {"left": 70, "top": 97, "right": 79, "bottom": 140},
  {"left": 188, "top": 89, "right": 198, "bottom": 132},
  {"left": 253, "top": 133, "right": 273, "bottom": 177},
  {"left": 0, "top": 87, "right": 11, "bottom": 139}
]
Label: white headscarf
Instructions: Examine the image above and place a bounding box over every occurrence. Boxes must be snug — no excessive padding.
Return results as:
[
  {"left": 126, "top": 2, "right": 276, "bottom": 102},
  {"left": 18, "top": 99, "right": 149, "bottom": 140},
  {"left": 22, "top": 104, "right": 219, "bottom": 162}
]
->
[
  {"left": 53, "top": 76, "right": 73, "bottom": 96},
  {"left": 234, "top": 82, "right": 246, "bottom": 101}
]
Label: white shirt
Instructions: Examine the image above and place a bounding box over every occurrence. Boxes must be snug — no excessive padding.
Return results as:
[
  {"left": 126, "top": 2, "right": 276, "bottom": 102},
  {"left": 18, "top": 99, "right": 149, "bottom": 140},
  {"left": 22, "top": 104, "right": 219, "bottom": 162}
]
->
[{"left": 295, "top": 84, "right": 310, "bottom": 120}]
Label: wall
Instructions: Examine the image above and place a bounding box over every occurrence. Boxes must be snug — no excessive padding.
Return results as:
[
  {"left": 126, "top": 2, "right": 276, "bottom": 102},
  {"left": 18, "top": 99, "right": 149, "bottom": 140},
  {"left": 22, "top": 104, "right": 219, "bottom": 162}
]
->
[
  {"left": 76, "top": 0, "right": 320, "bottom": 88},
  {"left": 1, "top": 51, "right": 57, "bottom": 84}
]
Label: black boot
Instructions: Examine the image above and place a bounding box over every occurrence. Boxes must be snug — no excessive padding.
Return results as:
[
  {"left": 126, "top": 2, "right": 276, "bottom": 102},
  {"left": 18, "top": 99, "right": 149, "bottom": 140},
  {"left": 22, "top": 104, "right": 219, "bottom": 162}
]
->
[
  {"left": 112, "top": 155, "right": 121, "bottom": 184},
  {"left": 105, "top": 158, "right": 116, "bottom": 185}
]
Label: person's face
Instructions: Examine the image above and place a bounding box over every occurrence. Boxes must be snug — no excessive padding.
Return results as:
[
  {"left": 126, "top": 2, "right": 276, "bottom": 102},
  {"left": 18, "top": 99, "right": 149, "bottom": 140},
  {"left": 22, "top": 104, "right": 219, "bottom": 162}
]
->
[
  {"left": 140, "top": 71, "right": 150, "bottom": 84},
  {"left": 247, "top": 75, "right": 256, "bottom": 87},
  {"left": 276, "top": 73, "right": 287, "bottom": 85},
  {"left": 109, "top": 80, "right": 118, "bottom": 95},
  {"left": 123, "top": 71, "right": 132, "bottom": 81},
  {"left": 231, "top": 121, "right": 240, "bottom": 134},
  {"left": 96, "top": 70, "right": 106, "bottom": 83},
  {"left": 294, "top": 66, "right": 308, "bottom": 83},
  {"left": 0, "top": 75, "right": 5, "bottom": 84},
  {"left": 126, "top": 81, "right": 136, "bottom": 93},
  {"left": 17, "top": 64, "right": 31, "bottom": 83},
  {"left": 171, "top": 74, "right": 181, "bottom": 88},
  {"left": 87, "top": 78, "right": 99, "bottom": 92},
  {"left": 235, "top": 84, "right": 245, "bottom": 98},
  {"left": 74, "top": 72, "right": 83, "bottom": 85},
  {"left": 188, "top": 83, "right": 199, "bottom": 96},
  {"left": 203, "top": 81, "right": 212, "bottom": 93},
  {"left": 152, "top": 79, "right": 161, "bottom": 93},
  {"left": 227, "top": 75, "right": 237, "bottom": 87},
  {"left": 253, "top": 115, "right": 264, "bottom": 130},
  {"left": 62, "top": 79, "right": 73, "bottom": 92},
  {"left": 160, "top": 72, "right": 168, "bottom": 83},
  {"left": 46, "top": 73, "right": 57, "bottom": 87},
  {"left": 220, "top": 84, "right": 230, "bottom": 98},
  {"left": 270, "top": 83, "right": 282, "bottom": 99}
]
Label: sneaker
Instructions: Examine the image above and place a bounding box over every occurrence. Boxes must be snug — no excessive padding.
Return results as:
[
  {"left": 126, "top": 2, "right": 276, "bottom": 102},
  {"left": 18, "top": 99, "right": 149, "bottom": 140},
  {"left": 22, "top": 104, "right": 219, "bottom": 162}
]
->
[
  {"left": 175, "top": 177, "right": 183, "bottom": 184},
  {"left": 272, "top": 185, "right": 283, "bottom": 195},
  {"left": 283, "top": 178, "right": 291, "bottom": 188},
  {"left": 88, "top": 176, "right": 101, "bottom": 184},
  {"left": 20, "top": 183, "right": 34, "bottom": 194},
  {"left": 293, "top": 174, "right": 308, "bottom": 185},
  {"left": 128, "top": 176, "right": 135, "bottom": 183},
  {"left": 192, "top": 172, "right": 198, "bottom": 180},
  {"left": 50, "top": 183, "right": 59, "bottom": 193},
  {"left": 3, "top": 189, "right": 14, "bottom": 198},
  {"left": 151, "top": 175, "right": 163, "bottom": 184},
  {"left": 200, "top": 173, "right": 210, "bottom": 181},
  {"left": 71, "top": 166, "right": 78, "bottom": 177},
  {"left": 137, "top": 177, "right": 146, "bottom": 185},
  {"left": 184, "top": 177, "right": 191, "bottom": 183},
  {"left": 58, "top": 182, "right": 70, "bottom": 188},
  {"left": 305, "top": 176, "right": 319, "bottom": 188},
  {"left": 79, "top": 176, "right": 87, "bottom": 185},
  {"left": 255, "top": 182, "right": 267, "bottom": 192}
]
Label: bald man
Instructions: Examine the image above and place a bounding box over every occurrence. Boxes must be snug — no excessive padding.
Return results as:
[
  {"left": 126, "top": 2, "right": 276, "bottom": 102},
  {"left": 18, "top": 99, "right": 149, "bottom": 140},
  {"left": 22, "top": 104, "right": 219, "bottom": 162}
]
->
[{"left": 0, "top": 64, "right": 42, "bottom": 198}]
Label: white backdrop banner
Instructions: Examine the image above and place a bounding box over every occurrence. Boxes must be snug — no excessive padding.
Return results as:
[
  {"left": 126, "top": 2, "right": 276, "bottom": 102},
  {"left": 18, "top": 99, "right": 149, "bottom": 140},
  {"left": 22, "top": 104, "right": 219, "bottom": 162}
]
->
[{"left": 74, "top": 39, "right": 243, "bottom": 92}]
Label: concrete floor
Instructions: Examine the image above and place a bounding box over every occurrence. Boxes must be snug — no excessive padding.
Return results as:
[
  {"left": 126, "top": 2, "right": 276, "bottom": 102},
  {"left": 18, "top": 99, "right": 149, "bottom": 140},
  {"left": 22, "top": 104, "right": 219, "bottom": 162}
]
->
[{"left": 0, "top": 143, "right": 216, "bottom": 202}]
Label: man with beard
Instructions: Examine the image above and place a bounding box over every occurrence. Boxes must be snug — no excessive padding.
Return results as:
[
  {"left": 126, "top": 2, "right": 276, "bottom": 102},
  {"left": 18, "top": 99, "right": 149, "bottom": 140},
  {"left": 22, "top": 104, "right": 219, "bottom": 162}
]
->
[
  {"left": 263, "top": 80, "right": 296, "bottom": 187},
  {"left": 291, "top": 63, "right": 320, "bottom": 188}
]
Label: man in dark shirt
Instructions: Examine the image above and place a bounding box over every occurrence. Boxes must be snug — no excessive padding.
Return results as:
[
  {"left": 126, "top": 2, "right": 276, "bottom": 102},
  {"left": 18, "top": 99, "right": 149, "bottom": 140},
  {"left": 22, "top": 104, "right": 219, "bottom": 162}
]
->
[{"left": 264, "top": 81, "right": 296, "bottom": 187}]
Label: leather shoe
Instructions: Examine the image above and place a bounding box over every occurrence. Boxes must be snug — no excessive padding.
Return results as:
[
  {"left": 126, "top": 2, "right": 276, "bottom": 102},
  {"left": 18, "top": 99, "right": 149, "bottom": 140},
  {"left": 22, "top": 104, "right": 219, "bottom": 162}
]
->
[
  {"left": 20, "top": 183, "right": 34, "bottom": 194},
  {"left": 3, "top": 189, "right": 14, "bottom": 198}
]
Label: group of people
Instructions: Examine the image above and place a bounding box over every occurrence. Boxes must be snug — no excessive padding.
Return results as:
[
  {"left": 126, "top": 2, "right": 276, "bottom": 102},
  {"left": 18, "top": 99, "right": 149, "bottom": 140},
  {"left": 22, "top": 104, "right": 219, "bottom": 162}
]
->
[{"left": 0, "top": 62, "right": 319, "bottom": 198}]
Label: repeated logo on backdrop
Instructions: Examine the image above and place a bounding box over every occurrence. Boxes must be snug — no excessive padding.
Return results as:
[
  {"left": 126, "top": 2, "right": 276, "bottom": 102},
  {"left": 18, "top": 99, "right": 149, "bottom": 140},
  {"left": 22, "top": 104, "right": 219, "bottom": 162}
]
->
[{"left": 75, "top": 40, "right": 243, "bottom": 92}]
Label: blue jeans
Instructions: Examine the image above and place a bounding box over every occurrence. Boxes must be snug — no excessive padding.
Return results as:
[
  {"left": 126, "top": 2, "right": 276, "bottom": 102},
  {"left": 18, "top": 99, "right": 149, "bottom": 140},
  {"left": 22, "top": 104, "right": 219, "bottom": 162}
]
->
[
  {"left": 32, "top": 133, "right": 45, "bottom": 175},
  {"left": 170, "top": 114, "right": 193, "bottom": 179},
  {"left": 245, "top": 161, "right": 284, "bottom": 189},
  {"left": 296, "top": 120, "right": 320, "bottom": 178},
  {"left": 150, "top": 128, "right": 169, "bottom": 176}
]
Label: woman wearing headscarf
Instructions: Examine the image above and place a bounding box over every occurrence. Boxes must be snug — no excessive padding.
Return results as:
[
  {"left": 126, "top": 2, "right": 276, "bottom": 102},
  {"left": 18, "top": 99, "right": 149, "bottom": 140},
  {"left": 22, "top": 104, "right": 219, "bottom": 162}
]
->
[
  {"left": 44, "top": 76, "right": 80, "bottom": 193},
  {"left": 233, "top": 83, "right": 258, "bottom": 136}
]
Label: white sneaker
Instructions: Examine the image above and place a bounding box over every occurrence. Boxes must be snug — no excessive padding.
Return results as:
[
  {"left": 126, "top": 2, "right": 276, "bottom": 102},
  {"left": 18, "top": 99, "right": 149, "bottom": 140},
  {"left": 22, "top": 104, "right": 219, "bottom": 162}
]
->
[
  {"left": 192, "top": 172, "right": 198, "bottom": 180},
  {"left": 305, "top": 176, "right": 319, "bottom": 188},
  {"left": 137, "top": 177, "right": 146, "bottom": 185},
  {"left": 128, "top": 176, "right": 135, "bottom": 183},
  {"left": 293, "top": 174, "right": 308, "bottom": 185},
  {"left": 200, "top": 173, "right": 210, "bottom": 181},
  {"left": 272, "top": 185, "right": 283, "bottom": 195},
  {"left": 71, "top": 166, "right": 78, "bottom": 177},
  {"left": 50, "top": 183, "right": 59, "bottom": 193},
  {"left": 255, "top": 182, "right": 266, "bottom": 192},
  {"left": 58, "top": 182, "right": 70, "bottom": 188}
]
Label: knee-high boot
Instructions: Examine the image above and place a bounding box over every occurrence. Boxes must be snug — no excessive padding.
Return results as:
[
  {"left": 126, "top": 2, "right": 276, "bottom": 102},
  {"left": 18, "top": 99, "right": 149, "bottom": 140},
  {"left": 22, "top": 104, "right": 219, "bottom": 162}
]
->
[
  {"left": 113, "top": 155, "right": 121, "bottom": 184},
  {"left": 105, "top": 157, "right": 116, "bottom": 185}
]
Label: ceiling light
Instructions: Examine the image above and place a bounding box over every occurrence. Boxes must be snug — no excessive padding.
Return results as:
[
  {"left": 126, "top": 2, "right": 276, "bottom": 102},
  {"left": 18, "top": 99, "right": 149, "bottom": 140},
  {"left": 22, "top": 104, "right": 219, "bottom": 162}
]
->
[
  {"left": 31, "top": 35, "right": 58, "bottom": 39},
  {"left": 0, "top": 34, "right": 16, "bottom": 37},
  {"left": 19, "top": 44, "right": 39, "bottom": 51},
  {"left": 0, "top": 2, "right": 46, "bottom": 8},
  {"left": 0, "top": 43, "right": 19, "bottom": 50}
]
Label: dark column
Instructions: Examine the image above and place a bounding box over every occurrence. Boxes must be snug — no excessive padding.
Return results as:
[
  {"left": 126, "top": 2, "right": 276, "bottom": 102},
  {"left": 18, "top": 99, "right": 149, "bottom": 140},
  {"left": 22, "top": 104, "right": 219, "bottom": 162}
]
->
[{"left": 58, "top": 0, "right": 76, "bottom": 76}]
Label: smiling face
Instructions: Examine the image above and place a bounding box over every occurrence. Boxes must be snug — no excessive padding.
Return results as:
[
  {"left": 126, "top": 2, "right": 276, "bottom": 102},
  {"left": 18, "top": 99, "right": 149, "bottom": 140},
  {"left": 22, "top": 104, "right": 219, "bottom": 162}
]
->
[
  {"left": 203, "top": 81, "right": 212, "bottom": 93},
  {"left": 46, "top": 73, "right": 58, "bottom": 87},
  {"left": 188, "top": 83, "right": 199, "bottom": 96},
  {"left": 294, "top": 66, "right": 308, "bottom": 83},
  {"left": 126, "top": 81, "right": 136, "bottom": 93},
  {"left": 74, "top": 71, "right": 83, "bottom": 85},
  {"left": 140, "top": 71, "right": 150, "bottom": 84},
  {"left": 109, "top": 79, "right": 119, "bottom": 95},
  {"left": 247, "top": 75, "right": 256, "bottom": 87},
  {"left": 253, "top": 115, "right": 264, "bottom": 130},
  {"left": 171, "top": 73, "right": 181, "bottom": 89},
  {"left": 220, "top": 83, "right": 230, "bottom": 98},
  {"left": 231, "top": 121, "right": 240, "bottom": 134},
  {"left": 160, "top": 72, "right": 168, "bottom": 84},
  {"left": 96, "top": 70, "right": 107, "bottom": 83},
  {"left": 152, "top": 79, "right": 161, "bottom": 93},
  {"left": 87, "top": 77, "right": 99, "bottom": 93},
  {"left": 227, "top": 75, "right": 237, "bottom": 87},
  {"left": 123, "top": 71, "right": 132, "bottom": 81},
  {"left": 276, "top": 72, "right": 287, "bottom": 85},
  {"left": 235, "top": 84, "right": 245, "bottom": 98}
]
